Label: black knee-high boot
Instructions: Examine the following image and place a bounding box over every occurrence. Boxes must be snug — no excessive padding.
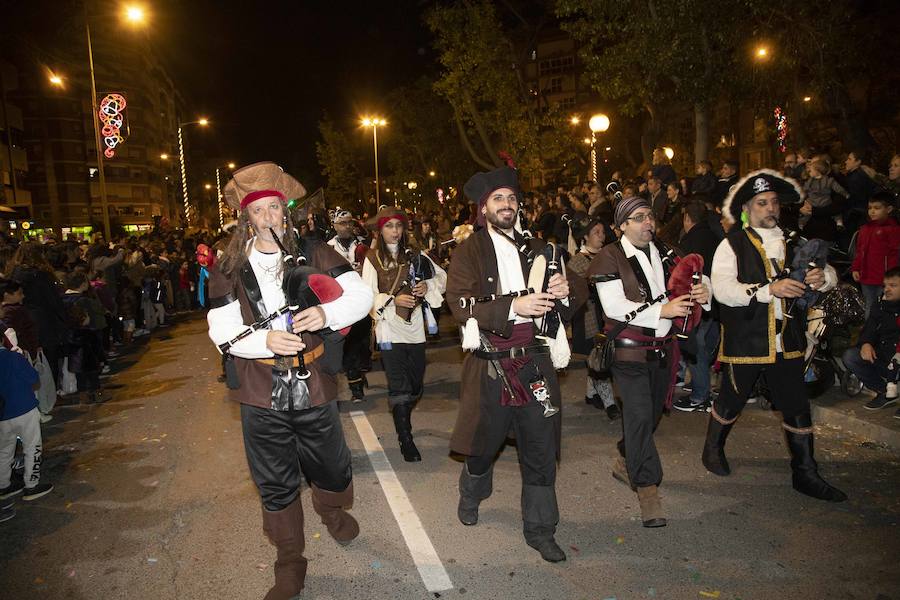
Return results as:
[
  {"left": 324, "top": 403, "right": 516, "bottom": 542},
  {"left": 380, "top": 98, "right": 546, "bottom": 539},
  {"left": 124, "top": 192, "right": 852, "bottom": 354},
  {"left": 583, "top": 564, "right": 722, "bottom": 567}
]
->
[
  {"left": 458, "top": 463, "right": 493, "bottom": 525},
  {"left": 783, "top": 413, "right": 847, "bottom": 502},
  {"left": 391, "top": 401, "right": 421, "bottom": 462},
  {"left": 702, "top": 405, "right": 739, "bottom": 476}
]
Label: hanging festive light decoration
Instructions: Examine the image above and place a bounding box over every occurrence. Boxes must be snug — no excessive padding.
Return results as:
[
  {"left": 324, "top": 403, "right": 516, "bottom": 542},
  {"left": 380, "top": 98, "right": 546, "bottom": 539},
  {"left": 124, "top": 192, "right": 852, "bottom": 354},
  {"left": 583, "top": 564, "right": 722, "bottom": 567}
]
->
[
  {"left": 99, "top": 93, "right": 127, "bottom": 158},
  {"left": 774, "top": 106, "right": 788, "bottom": 153}
]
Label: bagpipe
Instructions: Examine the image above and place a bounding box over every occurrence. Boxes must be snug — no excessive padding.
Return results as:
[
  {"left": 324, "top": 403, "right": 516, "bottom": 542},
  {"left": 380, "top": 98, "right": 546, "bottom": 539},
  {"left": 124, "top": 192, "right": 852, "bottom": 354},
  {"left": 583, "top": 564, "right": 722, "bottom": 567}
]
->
[
  {"left": 376, "top": 248, "right": 440, "bottom": 334},
  {"left": 250, "top": 227, "right": 347, "bottom": 379},
  {"left": 665, "top": 251, "right": 704, "bottom": 339},
  {"left": 526, "top": 241, "right": 571, "bottom": 369},
  {"left": 779, "top": 222, "right": 830, "bottom": 319}
]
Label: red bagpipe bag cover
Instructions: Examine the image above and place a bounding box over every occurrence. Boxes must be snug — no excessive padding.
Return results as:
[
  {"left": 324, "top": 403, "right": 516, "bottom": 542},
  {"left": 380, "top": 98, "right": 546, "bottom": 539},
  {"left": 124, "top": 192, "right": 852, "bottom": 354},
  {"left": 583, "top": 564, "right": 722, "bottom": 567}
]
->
[{"left": 666, "top": 253, "right": 704, "bottom": 334}]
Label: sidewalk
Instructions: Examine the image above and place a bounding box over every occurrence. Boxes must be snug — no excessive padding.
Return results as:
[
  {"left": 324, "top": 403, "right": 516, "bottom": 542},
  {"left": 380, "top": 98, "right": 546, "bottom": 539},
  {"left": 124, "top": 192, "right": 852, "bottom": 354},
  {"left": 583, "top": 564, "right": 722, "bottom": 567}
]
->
[{"left": 812, "top": 386, "right": 900, "bottom": 451}]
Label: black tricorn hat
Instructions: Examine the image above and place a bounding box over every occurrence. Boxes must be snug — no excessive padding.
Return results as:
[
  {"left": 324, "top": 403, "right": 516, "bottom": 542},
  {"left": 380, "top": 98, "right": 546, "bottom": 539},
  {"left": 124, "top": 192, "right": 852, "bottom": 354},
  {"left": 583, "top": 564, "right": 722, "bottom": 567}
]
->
[
  {"left": 722, "top": 168, "right": 804, "bottom": 224},
  {"left": 463, "top": 166, "right": 520, "bottom": 226}
]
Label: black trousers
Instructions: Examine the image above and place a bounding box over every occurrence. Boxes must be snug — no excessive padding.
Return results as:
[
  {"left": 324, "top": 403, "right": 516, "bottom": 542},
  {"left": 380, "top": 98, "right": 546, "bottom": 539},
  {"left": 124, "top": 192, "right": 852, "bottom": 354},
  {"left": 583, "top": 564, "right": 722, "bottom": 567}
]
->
[
  {"left": 343, "top": 316, "right": 372, "bottom": 380},
  {"left": 380, "top": 343, "right": 426, "bottom": 407},
  {"left": 241, "top": 401, "right": 352, "bottom": 511},
  {"left": 717, "top": 355, "right": 809, "bottom": 420},
  {"left": 465, "top": 398, "right": 558, "bottom": 487},
  {"left": 611, "top": 359, "right": 670, "bottom": 488}
]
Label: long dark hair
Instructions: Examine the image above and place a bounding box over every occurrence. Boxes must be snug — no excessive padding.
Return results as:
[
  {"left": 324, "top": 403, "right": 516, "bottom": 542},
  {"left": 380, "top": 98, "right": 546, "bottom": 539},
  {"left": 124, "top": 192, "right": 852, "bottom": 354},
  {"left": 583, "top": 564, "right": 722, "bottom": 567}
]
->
[
  {"left": 9, "top": 241, "right": 56, "bottom": 279},
  {"left": 218, "top": 208, "right": 299, "bottom": 278},
  {"left": 371, "top": 219, "right": 418, "bottom": 270}
]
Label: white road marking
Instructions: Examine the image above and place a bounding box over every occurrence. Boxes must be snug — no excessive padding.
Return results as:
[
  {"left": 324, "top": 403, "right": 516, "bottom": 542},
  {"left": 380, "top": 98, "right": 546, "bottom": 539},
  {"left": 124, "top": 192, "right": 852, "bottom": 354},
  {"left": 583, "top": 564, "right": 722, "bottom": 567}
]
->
[{"left": 349, "top": 410, "right": 453, "bottom": 593}]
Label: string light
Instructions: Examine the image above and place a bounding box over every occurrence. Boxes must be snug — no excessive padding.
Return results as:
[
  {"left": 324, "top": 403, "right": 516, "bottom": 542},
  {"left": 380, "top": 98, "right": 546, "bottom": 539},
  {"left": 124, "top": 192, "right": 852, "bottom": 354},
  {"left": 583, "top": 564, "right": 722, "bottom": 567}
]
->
[
  {"left": 98, "top": 93, "right": 127, "bottom": 158},
  {"left": 774, "top": 106, "right": 788, "bottom": 153}
]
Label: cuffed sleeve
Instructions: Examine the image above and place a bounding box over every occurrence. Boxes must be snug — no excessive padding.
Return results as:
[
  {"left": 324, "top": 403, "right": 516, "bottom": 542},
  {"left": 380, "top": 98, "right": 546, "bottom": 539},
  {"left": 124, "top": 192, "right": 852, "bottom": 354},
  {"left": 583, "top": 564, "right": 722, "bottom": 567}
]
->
[
  {"left": 207, "top": 300, "right": 273, "bottom": 359},
  {"left": 319, "top": 270, "right": 374, "bottom": 330}
]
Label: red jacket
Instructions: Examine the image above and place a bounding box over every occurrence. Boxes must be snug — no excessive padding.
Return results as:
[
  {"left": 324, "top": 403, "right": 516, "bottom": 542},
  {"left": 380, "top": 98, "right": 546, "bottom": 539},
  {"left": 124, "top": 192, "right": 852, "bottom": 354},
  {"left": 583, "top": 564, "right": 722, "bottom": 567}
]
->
[{"left": 852, "top": 217, "right": 900, "bottom": 285}]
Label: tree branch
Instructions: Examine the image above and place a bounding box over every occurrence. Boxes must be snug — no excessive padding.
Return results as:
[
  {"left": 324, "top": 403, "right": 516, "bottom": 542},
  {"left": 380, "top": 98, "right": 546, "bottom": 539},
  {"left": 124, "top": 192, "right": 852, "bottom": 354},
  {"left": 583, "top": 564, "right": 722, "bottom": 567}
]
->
[{"left": 453, "top": 106, "right": 494, "bottom": 170}]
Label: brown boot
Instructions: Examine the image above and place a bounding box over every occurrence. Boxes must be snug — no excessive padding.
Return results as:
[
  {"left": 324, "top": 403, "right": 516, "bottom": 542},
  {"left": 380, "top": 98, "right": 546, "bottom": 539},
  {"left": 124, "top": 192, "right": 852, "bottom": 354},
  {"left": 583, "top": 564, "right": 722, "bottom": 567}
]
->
[
  {"left": 311, "top": 483, "right": 359, "bottom": 545},
  {"left": 636, "top": 485, "right": 667, "bottom": 528},
  {"left": 261, "top": 498, "right": 307, "bottom": 600}
]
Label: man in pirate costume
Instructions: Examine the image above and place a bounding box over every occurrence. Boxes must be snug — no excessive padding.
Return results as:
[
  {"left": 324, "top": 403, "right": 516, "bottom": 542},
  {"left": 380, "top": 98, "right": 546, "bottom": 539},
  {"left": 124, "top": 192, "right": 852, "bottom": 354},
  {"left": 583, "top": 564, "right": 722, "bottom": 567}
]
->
[
  {"left": 206, "top": 162, "right": 374, "bottom": 600},
  {"left": 327, "top": 209, "right": 372, "bottom": 401},
  {"left": 704, "top": 169, "right": 846, "bottom": 502},
  {"left": 445, "top": 166, "right": 586, "bottom": 563},
  {"left": 589, "top": 197, "right": 711, "bottom": 528},
  {"left": 361, "top": 206, "right": 447, "bottom": 462}
]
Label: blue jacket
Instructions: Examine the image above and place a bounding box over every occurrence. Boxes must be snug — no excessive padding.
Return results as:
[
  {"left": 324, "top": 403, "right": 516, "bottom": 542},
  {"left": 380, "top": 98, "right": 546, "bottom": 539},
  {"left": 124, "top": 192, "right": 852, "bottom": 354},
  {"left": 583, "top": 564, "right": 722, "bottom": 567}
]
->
[{"left": 0, "top": 347, "right": 39, "bottom": 420}]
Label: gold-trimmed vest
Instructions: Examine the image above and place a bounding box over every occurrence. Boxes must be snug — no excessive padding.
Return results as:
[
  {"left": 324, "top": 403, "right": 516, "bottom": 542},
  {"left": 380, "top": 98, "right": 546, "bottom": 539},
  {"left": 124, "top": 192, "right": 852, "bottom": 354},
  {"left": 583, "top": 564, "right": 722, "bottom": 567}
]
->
[{"left": 717, "top": 228, "right": 806, "bottom": 364}]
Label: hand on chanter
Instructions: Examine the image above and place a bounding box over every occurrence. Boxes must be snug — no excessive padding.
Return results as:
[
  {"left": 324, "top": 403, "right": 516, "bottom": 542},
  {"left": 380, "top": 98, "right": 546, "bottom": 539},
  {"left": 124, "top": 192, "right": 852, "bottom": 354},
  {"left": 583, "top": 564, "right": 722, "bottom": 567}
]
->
[
  {"left": 267, "top": 330, "right": 306, "bottom": 355},
  {"left": 292, "top": 306, "right": 326, "bottom": 333},
  {"left": 394, "top": 293, "right": 417, "bottom": 309},
  {"left": 804, "top": 267, "right": 825, "bottom": 290},
  {"left": 513, "top": 292, "right": 555, "bottom": 317},
  {"left": 546, "top": 273, "right": 569, "bottom": 299},
  {"left": 660, "top": 294, "right": 692, "bottom": 319},
  {"left": 769, "top": 278, "right": 806, "bottom": 298},
  {"left": 690, "top": 282, "right": 710, "bottom": 305},
  {"left": 411, "top": 281, "right": 428, "bottom": 297}
]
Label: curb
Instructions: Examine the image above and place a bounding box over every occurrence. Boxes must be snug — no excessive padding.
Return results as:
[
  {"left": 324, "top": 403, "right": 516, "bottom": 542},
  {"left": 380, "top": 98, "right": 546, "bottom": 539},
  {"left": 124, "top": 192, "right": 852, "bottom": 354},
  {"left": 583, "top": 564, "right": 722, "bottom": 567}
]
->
[{"left": 812, "top": 401, "right": 900, "bottom": 451}]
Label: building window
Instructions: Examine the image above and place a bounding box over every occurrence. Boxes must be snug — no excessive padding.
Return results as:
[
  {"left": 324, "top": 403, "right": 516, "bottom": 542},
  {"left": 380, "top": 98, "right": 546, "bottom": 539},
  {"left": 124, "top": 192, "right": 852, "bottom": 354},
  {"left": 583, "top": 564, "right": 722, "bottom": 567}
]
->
[
  {"left": 548, "top": 77, "right": 563, "bottom": 94},
  {"left": 557, "top": 96, "right": 576, "bottom": 110},
  {"left": 538, "top": 56, "right": 574, "bottom": 77},
  {"left": 134, "top": 207, "right": 145, "bottom": 217}
]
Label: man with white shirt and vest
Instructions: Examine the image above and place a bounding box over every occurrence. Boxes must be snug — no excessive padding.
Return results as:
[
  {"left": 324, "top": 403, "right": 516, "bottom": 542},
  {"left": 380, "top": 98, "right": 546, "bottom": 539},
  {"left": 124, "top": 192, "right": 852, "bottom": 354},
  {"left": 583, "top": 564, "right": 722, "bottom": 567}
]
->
[
  {"left": 589, "top": 197, "right": 711, "bottom": 528},
  {"left": 445, "top": 165, "right": 586, "bottom": 562},
  {"left": 206, "top": 162, "right": 374, "bottom": 599},
  {"left": 327, "top": 209, "right": 372, "bottom": 401},
  {"left": 704, "top": 169, "right": 846, "bottom": 503}
]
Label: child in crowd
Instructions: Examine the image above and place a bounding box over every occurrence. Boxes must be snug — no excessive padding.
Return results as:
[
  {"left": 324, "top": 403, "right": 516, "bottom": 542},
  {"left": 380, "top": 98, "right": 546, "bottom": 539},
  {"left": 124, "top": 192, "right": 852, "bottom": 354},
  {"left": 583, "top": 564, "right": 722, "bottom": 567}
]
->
[
  {"left": 0, "top": 344, "right": 55, "bottom": 515},
  {"left": 852, "top": 192, "right": 900, "bottom": 317},
  {"left": 142, "top": 264, "right": 166, "bottom": 329},
  {"left": 799, "top": 159, "right": 849, "bottom": 229},
  {"left": 842, "top": 267, "right": 900, "bottom": 417}
]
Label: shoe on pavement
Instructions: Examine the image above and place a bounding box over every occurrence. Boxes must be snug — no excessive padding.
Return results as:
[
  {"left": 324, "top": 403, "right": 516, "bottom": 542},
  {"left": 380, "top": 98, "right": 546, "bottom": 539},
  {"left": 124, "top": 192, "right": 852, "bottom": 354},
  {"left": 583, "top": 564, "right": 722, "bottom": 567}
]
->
[
  {"left": 605, "top": 404, "right": 621, "bottom": 421},
  {"left": 0, "top": 504, "right": 14, "bottom": 523},
  {"left": 864, "top": 394, "right": 896, "bottom": 410},
  {"left": 22, "top": 482, "right": 54, "bottom": 501},
  {"left": 0, "top": 480, "right": 24, "bottom": 500},
  {"left": 526, "top": 538, "right": 567, "bottom": 563},
  {"left": 673, "top": 396, "right": 707, "bottom": 412}
]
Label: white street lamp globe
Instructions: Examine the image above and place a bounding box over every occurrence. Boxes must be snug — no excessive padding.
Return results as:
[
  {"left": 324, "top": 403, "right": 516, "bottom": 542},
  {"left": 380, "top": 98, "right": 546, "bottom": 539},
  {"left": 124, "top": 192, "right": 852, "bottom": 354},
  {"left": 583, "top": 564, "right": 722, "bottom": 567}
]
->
[{"left": 588, "top": 114, "right": 610, "bottom": 133}]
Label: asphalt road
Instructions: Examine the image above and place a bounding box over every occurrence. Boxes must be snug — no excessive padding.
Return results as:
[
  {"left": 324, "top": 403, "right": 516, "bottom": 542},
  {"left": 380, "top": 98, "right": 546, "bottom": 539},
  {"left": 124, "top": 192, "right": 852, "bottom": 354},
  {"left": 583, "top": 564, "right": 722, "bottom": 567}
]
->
[{"left": 2, "top": 315, "right": 898, "bottom": 600}]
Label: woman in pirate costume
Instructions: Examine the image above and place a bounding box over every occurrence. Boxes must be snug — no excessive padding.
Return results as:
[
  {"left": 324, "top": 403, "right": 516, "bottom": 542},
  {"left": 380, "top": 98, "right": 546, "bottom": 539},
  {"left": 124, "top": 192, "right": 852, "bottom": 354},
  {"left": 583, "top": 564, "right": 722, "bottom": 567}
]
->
[
  {"left": 567, "top": 213, "right": 620, "bottom": 420},
  {"left": 361, "top": 206, "right": 447, "bottom": 462},
  {"left": 206, "top": 162, "right": 373, "bottom": 600},
  {"left": 704, "top": 169, "right": 846, "bottom": 502}
]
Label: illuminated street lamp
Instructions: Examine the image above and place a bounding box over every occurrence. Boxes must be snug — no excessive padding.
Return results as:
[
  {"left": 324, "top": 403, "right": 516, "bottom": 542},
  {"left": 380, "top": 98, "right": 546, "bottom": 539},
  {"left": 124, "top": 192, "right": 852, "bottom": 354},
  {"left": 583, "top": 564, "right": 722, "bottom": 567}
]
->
[
  {"left": 570, "top": 116, "right": 580, "bottom": 125},
  {"left": 227, "top": 162, "right": 236, "bottom": 169},
  {"left": 803, "top": 96, "right": 812, "bottom": 103},
  {"left": 361, "top": 116, "right": 387, "bottom": 206},
  {"left": 123, "top": 5, "right": 146, "bottom": 23},
  {"left": 428, "top": 170, "right": 436, "bottom": 177},
  {"left": 159, "top": 153, "right": 168, "bottom": 160},
  {"left": 588, "top": 113, "right": 610, "bottom": 183},
  {"left": 48, "top": 73, "right": 64, "bottom": 86},
  {"left": 177, "top": 118, "right": 210, "bottom": 225},
  {"left": 662, "top": 146, "right": 675, "bottom": 160}
]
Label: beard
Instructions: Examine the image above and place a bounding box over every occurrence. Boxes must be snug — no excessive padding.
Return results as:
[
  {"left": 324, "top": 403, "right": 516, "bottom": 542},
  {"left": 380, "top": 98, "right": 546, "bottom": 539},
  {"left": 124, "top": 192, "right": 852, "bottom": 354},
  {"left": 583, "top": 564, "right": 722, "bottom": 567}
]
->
[{"left": 485, "top": 208, "right": 516, "bottom": 230}]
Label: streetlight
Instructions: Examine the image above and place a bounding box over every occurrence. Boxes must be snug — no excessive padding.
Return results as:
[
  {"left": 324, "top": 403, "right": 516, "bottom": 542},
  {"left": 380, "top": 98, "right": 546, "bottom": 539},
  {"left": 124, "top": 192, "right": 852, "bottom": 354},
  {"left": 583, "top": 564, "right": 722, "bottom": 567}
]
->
[
  {"left": 361, "top": 116, "right": 386, "bottom": 206},
  {"left": 48, "top": 73, "right": 64, "bottom": 87},
  {"left": 662, "top": 146, "right": 675, "bottom": 160},
  {"left": 177, "top": 118, "right": 209, "bottom": 226},
  {"left": 755, "top": 46, "right": 769, "bottom": 59},
  {"left": 588, "top": 113, "right": 610, "bottom": 183},
  {"left": 83, "top": 4, "right": 147, "bottom": 240},
  {"left": 159, "top": 153, "right": 168, "bottom": 160},
  {"left": 570, "top": 116, "right": 580, "bottom": 125}
]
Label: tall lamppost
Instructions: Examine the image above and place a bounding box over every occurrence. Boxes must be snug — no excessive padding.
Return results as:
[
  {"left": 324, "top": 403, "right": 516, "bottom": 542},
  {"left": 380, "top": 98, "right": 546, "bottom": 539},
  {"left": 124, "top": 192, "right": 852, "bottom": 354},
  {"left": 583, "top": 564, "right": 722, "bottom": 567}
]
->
[
  {"left": 177, "top": 118, "right": 209, "bottom": 226},
  {"left": 361, "top": 117, "right": 386, "bottom": 206},
  {"left": 588, "top": 114, "right": 610, "bottom": 183},
  {"left": 83, "top": 3, "right": 147, "bottom": 240}
]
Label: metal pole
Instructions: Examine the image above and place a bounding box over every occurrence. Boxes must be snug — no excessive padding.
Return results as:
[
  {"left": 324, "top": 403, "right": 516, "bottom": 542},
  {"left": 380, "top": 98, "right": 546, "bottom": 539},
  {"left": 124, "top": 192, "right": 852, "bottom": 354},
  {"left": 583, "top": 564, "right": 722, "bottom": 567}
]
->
[
  {"left": 178, "top": 125, "right": 189, "bottom": 225},
  {"left": 215, "top": 167, "right": 223, "bottom": 230},
  {"left": 0, "top": 68, "right": 18, "bottom": 205},
  {"left": 86, "top": 19, "right": 111, "bottom": 240},
  {"left": 373, "top": 125, "right": 380, "bottom": 206}
]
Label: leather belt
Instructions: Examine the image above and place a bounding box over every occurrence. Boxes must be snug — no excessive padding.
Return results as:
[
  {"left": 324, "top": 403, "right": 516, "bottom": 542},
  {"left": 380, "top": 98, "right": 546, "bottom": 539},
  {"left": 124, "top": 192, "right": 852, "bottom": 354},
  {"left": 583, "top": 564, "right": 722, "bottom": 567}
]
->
[
  {"left": 474, "top": 345, "right": 550, "bottom": 360},
  {"left": 614, "top": 338, "right": 668, "bottom": 350},
  {"left": 257, "top": 342, "right": 325, "bottom": 368}
]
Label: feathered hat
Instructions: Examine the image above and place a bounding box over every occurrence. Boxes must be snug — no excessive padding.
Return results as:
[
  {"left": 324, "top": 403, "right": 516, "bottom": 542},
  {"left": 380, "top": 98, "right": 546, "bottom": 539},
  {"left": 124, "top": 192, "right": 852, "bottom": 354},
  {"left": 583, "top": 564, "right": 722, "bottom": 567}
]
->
[{"left": 721, "top": 168, "right": 803, "bottom": 224}]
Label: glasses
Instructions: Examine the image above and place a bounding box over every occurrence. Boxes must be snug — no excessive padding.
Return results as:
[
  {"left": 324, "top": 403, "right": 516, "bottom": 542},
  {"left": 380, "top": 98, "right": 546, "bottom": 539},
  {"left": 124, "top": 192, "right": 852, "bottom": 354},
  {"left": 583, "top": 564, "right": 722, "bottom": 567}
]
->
[{"left": 626, "top": 212, "right": 656, "bottom": 224}]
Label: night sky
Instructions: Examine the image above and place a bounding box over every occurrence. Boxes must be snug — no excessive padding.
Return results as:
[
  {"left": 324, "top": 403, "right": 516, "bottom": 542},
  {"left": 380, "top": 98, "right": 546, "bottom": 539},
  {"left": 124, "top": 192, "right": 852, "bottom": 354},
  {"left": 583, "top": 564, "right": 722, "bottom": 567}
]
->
[{"left": 158, "top": 0, "right": 435, "bottom": 187}]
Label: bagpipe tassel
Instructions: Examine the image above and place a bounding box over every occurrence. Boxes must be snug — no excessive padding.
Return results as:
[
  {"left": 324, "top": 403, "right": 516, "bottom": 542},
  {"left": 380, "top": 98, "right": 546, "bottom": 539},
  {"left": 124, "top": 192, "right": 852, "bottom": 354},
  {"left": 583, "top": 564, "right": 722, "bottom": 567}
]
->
[
  {"left": 461, "top": 316, "right": 481, "bottom": 351},
  {"left": 548, "top": 324, "right": 571, "bottom": 369}
]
